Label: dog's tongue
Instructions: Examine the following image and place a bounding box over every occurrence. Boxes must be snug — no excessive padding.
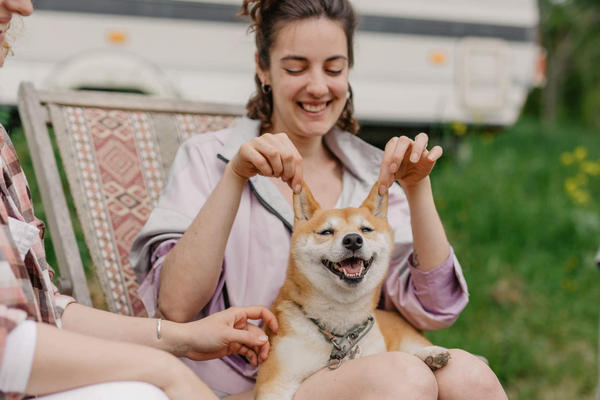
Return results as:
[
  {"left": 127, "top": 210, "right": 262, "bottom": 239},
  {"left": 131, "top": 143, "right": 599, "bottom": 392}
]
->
[{"left": 340, "top": 259, "right": 362, "bottom": 274}]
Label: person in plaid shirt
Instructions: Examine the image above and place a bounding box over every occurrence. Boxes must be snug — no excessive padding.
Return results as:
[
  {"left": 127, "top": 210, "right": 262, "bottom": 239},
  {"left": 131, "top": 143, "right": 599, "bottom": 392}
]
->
[{"left": 0, "top": 2, "right": 278, "bottom": 399}]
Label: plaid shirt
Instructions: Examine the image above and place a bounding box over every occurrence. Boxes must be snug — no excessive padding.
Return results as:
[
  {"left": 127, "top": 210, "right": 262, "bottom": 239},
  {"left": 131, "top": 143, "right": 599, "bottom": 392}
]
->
[{"left": 0, "top": 125, "right": 75, "bottom": 399}]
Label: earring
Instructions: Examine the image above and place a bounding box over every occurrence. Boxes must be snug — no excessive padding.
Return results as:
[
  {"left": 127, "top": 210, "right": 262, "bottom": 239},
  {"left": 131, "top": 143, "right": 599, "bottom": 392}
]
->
[
  {"left": 261, "top": 82, "right": 272, "bottom": 94},
  {"left": 346, "top": 90, "right": 351, "bottom": 100}
]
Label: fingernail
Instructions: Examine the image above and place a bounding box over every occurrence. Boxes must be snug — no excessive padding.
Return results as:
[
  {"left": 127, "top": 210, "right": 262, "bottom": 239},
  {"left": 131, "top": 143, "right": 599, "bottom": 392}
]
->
[
  {"left": 259, "top": 335, "right": 268, "bottom": 342},
  {"left": 390, "top": 163, "right": 398, "bottom": 172},
  {"left": 379, "top": 185, "right": 387, "bottom": 195},
  {"left": 294, "top": 185, "right": 301, "bottom": 194},
  {"left": 410, "top": 152, "right": 419, "bottom": 162}
]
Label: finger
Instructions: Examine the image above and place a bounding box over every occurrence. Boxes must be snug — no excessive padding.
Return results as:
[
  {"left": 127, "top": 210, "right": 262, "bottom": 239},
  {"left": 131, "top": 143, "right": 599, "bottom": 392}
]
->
[
  {"left": 246, "top": 147, "right": 274, "bottom": 177},
  {"left": 246, "top": 323, "right": 267, "bottom": 363},
  {"left": 235, "top": 306, "right": 279, "bottom": 334},
  {"left": 289, "top": 150, "right": 303, "bottom": 194},
  {"left": 236, "top": 344, "right": 259, "bottom": 367},
  {"left": 227, "top": 329, "right": 269, "bottom": 361},
  {"left": 271, "top": 135, "right": 296, "bottom": 182},
  {"left": 389, "top": 136, "right": 412, "bottom": 173},
  {"left": 259, "top": 335, "right": 271, "bottom": 363},
  {"left": 410, "top": 132, "right": 429, "bottom": 163},
  {"left": 378, "top": 137, "right": 399, "bottom": 194},
  {"left": 253, "top": 137, "right": 284, "bottom": 177},
  {"left": 426, "top": 145, "right": 443, "bottom": 162}
]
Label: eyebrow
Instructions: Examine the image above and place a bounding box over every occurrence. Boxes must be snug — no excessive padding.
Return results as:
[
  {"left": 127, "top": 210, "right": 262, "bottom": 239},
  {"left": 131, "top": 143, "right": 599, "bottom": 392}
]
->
[{"left": 280, "top": 55, "right": 348, "bottom": 62}]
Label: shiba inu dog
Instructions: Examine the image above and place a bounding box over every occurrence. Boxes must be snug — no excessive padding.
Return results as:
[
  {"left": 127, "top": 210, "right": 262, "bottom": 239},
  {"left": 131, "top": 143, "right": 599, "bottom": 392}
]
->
[{"left": 255, "top": 183, "right": 451, "bottom": 400}]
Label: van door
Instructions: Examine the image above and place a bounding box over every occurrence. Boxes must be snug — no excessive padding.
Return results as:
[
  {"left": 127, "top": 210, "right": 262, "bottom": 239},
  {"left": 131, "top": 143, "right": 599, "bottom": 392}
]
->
[{"left": 459, "top": 37, "right": 511, "bottom": 114}]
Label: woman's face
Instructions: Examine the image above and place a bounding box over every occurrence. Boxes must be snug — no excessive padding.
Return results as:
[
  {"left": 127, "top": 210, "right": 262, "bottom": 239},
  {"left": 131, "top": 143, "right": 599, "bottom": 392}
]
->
[
  {"left": 0, "top": 0, "right": 33, "bottom": 67},
  {"left": 258, "top": 17, "right": 349, "bottom": 140}
]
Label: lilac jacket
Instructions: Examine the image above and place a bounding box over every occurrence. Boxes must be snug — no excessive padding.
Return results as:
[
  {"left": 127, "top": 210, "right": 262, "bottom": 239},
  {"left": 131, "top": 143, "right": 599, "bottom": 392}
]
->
[{"left": 130, "top": 117, "right": 469, "bottom": 395}]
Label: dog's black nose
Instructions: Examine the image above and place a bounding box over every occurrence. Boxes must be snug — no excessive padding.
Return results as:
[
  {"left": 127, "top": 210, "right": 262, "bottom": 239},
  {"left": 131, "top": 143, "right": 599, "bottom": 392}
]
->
[{"left": 343, "top": 233, "right": 363, "bottom": 252}]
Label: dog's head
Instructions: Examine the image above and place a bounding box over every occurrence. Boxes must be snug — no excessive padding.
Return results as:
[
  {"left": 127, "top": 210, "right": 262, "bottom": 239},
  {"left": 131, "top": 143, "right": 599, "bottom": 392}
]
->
[{"left": 290, "top": 183, "right": 394, "bottom": 302}]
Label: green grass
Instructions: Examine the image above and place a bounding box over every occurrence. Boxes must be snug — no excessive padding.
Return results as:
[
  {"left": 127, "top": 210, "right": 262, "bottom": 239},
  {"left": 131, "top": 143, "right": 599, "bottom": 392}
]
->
[
  {"left": 3, "top": 108, "right": 599, "bottom": 398},
  {"left": 426, "top": 118, "right": 600, "bottom": 399}
]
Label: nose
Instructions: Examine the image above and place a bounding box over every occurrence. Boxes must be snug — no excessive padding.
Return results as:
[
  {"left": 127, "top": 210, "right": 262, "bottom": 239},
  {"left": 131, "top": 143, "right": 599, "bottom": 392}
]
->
[
  {"left": 2, "top": 0, "right": 33, "bottom": 16},
  {"left": 306, "top": 70, "right": 328, "bottom": 98},
  {"left": 342, "top": 233, "right": 363, "bottom": 252}
]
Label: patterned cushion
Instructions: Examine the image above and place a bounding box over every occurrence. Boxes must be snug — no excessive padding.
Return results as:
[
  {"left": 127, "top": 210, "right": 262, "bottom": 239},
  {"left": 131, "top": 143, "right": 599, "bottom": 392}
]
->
[{"left": 49, "top": 105, "right": 238, "bottom": 316}]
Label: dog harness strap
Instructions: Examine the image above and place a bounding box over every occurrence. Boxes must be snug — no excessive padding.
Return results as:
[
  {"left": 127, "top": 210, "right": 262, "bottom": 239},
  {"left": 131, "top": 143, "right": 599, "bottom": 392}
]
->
[{"left": 310, "top": 316, "right": 375, "bottom": 370}]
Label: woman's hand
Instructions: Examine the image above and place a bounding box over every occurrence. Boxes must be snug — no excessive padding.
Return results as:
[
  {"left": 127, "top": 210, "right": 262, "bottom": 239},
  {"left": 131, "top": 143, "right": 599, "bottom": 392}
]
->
[
  {"left": 177, "top": 306, "right": 279, "bottom": 366},
  {"left": 378, "top": 133, "right": 443, "bottom": 194},
  {"left": 230, "top": 133, "right": 304, "bottom": 193}
]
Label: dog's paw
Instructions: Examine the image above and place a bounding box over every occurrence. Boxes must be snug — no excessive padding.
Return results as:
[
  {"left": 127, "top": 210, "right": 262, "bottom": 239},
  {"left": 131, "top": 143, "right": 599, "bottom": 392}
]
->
[{"left": 410, "top": 346, "right": 451, "bottom": 371}]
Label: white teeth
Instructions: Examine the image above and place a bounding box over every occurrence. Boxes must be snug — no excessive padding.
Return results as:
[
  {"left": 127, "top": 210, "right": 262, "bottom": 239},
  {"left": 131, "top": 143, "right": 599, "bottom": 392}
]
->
[
  {"left": 301, "top": 103, "right": 327, "bottom": 113},
  {"left": 342, "top": 267, "right": 365, "bottom": 278}
]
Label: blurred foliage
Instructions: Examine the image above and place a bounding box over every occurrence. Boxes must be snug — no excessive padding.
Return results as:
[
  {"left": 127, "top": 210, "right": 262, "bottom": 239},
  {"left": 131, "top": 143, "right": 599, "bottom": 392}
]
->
[
  {"left": 526, "top": 0, "right": 600, "bottom": 128},
  {"left": 427, "top": 118, "right": 600, "bottom": 400}
]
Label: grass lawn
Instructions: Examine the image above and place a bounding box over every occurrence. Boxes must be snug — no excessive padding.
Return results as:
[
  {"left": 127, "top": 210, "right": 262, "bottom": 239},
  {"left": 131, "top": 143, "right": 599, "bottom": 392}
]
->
[
  {"left": 3, "top": 109, "right": 600, "bottom": 399},
  {"left": 426, "top": 118, "right": 600, "bottom": 399}
]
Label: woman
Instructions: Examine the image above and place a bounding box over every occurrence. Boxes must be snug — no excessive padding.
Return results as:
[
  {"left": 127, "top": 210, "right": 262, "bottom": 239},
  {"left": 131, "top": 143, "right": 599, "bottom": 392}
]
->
[
  {"left": 0, "top": 1, "right": 278, "bottom": 400},
  {"left": 132, "top": 0, "right": 508, "bottom": 399}
]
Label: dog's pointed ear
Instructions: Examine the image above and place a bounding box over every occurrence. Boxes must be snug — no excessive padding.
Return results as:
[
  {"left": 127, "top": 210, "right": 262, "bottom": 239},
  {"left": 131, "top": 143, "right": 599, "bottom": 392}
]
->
[
  {"left": 360, "top": 182, "right": 388, "bottom": 219},
  {"left": 294, "top": 183, "right": 321, "bottom": 224}
]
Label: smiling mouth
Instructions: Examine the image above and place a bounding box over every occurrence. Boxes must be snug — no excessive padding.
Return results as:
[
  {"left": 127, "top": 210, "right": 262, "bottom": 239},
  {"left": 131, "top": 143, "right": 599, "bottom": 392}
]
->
[
  {"left": 321, "top": 256, "right": 374, "bottom": 283},
  {"left": 298, "top": 101, "right": 331, "bottom": 113}
]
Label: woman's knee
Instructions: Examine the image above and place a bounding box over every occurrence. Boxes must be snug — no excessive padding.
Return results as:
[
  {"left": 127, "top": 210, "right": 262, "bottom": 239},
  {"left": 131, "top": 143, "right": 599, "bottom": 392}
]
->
[
  {"left": 435, "top": 349, "right": 507, "bottom": 400},
  {"left": 361, "top": 352, "right": 438, "bottom": 399}
]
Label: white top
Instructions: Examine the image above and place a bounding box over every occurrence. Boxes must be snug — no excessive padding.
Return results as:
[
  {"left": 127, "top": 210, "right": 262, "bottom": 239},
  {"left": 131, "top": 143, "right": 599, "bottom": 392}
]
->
[{"left": 0, "top": 218, "right": 41, "bottom": 393}]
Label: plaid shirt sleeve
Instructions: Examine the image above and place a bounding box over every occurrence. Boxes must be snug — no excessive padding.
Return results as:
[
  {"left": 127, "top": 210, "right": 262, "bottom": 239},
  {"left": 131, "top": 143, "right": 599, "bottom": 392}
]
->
[{"left": 0, "top": 125, "right": 75, "bottom": 399}]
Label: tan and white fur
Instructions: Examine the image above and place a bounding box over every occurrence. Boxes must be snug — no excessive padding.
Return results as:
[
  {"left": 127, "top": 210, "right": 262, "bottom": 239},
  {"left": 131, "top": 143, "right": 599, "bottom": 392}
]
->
[{"left": 255, "top": 183, "right": 450, "bottom": 400}]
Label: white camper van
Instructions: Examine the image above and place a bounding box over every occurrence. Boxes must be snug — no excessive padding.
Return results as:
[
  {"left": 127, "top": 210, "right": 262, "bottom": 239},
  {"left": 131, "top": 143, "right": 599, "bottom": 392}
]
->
[{"left": 1, "top": 0, "right": 544, "bottom": 126}]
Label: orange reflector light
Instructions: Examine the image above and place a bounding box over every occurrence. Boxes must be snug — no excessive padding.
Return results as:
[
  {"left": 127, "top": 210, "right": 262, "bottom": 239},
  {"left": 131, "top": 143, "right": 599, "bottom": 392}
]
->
[
  {"left": 429, "top": 51, "right": 448, "bottom": 66},
  {"left": 108, "top": 31, "right": 128, "bottom": 45}
]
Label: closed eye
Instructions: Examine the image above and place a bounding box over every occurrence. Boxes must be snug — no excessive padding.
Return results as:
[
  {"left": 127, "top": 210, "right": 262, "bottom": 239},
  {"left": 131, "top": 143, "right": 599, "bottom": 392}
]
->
[
  {"left": 318, "top": 229, "right": 334, "bottom": 235},
  {"left": 361, "top": 227, "right": 373, "bottom": 233}
]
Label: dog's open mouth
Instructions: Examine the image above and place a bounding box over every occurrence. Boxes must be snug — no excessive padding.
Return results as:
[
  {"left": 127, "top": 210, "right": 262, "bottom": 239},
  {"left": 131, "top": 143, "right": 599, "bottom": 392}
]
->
[{"left": 321, "top": 256, "right": 374, "bottom": 283}]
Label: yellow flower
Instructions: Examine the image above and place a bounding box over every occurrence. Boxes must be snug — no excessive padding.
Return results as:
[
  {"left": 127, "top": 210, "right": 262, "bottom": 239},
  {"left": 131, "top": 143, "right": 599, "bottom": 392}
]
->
[
  {"left": 560, "top": 152, "right": 575, "bottom": 166},
  {"left": 574, "top": 173, "right": 589, "bottom": 186},
  {"left": 566, "top": 256, "right": 579, "bottom": 271},
  {"left": 564, "top": 177, "right": 579, "bottom": 194},
  {"left": 481, "top": 132, "right": 494, "bottom": 146},
  {"left": 580, "top": 160, "right": 600, "bottom": 176},
  {"left": 572, "top": 189, "right": 590, "bottom": 205},
  {"left": 573, "top": 146, "right": 588, "bottom": 161},
  {"left": 452, "top": 122, "right": 467, "bottom": 136}
]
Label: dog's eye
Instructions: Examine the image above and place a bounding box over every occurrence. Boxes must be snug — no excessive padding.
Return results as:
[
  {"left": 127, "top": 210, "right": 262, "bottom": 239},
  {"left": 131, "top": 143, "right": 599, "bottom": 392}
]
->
[
  {"left": 361, "top": 227, "right": 374, "bottom": 233},
  {"left": 318, "top": 229, "right": 334, "bottom": 236}
]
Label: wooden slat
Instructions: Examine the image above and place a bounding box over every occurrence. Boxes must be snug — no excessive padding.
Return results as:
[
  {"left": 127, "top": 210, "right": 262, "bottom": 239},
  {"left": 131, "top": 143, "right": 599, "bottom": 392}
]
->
[
  {"left": 17, "top": 82, "right": 93, "bottom": 306},
  {"left": 36, "top": 89, "right": 246, "bottom": 116}
]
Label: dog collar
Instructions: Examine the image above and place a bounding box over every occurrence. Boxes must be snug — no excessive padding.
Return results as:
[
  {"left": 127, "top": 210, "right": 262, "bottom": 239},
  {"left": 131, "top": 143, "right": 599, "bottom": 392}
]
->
[{"left": 309, "top": 316, "right": 375, "bottom": 370}]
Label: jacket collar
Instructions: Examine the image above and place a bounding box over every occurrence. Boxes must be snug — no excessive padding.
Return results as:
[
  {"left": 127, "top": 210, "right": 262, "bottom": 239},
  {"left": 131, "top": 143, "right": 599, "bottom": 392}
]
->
[{"left": 218, "top": 117, "right": 384, "bottom": 230}]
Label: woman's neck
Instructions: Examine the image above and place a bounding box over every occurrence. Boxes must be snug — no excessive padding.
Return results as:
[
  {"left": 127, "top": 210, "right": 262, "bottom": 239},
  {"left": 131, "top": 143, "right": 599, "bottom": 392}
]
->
[{"left": 266, "top": 124, "right": 331, "bottom": 165}]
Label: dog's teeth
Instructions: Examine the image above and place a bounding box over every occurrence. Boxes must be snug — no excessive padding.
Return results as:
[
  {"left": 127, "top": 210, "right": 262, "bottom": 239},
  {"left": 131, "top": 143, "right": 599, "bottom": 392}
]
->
[
  {"left": 359, "top": 266, "right": 365, "bottom": 275},
  {"left": 343, "top": 269, "right": 349, "bottom": 277}
]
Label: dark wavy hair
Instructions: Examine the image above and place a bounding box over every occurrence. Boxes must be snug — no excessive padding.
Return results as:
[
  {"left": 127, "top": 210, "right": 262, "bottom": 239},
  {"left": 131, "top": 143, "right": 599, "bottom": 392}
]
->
[{"left": 239, "top": 0, "right": 359, "bottom": 134}]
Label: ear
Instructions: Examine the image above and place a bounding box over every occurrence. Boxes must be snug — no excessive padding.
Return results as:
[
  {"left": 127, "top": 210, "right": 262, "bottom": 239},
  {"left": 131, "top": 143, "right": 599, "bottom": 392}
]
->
[
  {"left": 360, "top": 182, "right": 388, "bottom": 219},
  {"left": 294, "top": 183, "right": 321, "bottom": 225},
  {"left": 256, "top": 51, "right": 268, "bottom": 84}
]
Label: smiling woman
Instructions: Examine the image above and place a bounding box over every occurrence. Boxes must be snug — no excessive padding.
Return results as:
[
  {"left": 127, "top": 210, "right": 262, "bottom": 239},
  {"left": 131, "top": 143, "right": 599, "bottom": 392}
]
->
[{"left": 130, "top": 0, "right": 507, "bottom": 399}]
